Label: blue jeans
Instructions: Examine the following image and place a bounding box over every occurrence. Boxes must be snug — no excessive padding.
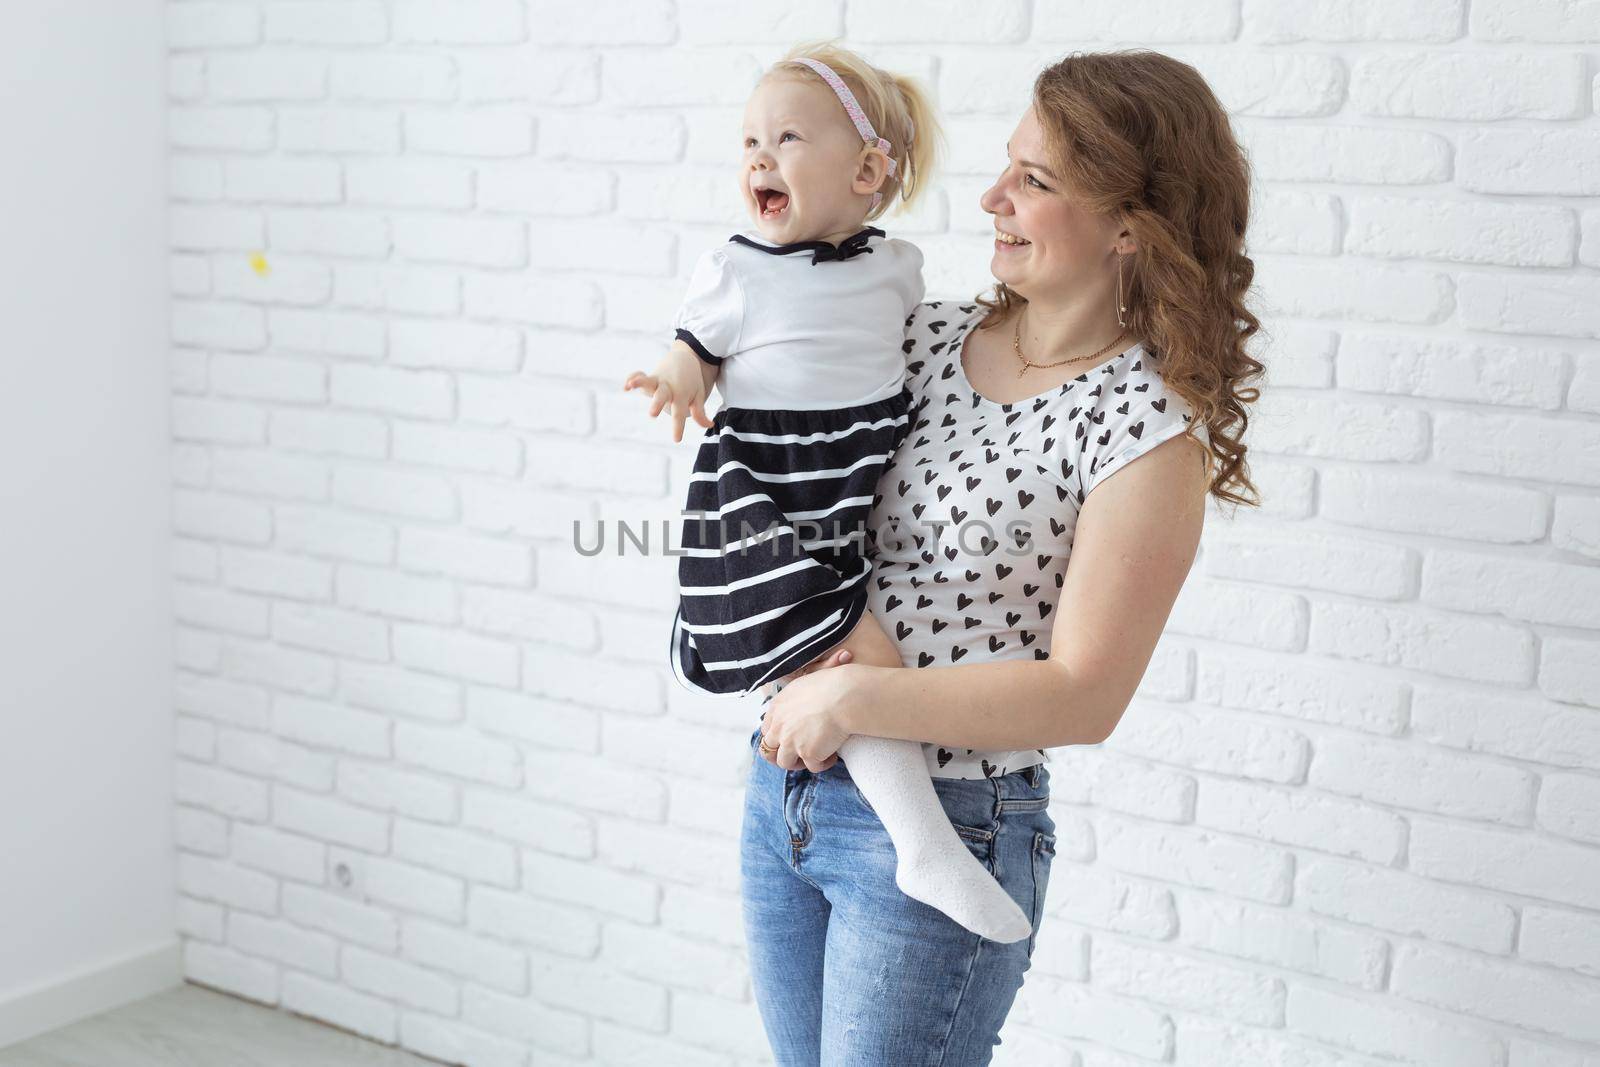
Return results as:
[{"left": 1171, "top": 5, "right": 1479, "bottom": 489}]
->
[{"left": 739, "top": 724, "right": 1058, "bottom": 1065}]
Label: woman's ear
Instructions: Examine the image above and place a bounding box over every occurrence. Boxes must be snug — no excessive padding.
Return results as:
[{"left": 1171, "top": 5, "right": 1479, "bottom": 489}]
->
[
  {"left": 1112, "top": 228, "right": 1139, "bottom": 256},
  {"left": 852, "top": 146, "right": 890, "bottom": 197}
]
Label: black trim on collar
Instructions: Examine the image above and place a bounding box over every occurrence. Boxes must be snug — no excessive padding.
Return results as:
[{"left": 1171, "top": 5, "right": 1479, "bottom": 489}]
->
[
  {"left": 674, "top": 328, "right": 722, "bottom": 366},
  {"left": 729, "top": 227, "right": 886, "bottom": 266}
]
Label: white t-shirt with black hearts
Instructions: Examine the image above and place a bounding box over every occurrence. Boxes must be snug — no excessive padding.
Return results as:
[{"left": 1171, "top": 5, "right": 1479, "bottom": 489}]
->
[{"left": 863, "top": 298, "right": 1201, "bottom": 780}]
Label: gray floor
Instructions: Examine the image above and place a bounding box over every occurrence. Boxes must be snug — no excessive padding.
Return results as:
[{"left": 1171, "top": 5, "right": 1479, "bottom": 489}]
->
[{"left": 0, "top": 983, "right": 447, "bottom": 1067}]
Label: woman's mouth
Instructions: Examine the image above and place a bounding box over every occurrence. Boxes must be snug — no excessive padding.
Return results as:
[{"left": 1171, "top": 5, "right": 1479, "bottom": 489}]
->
[
  {"left": 757, "top": 188, "right": 790, "bottom": 219},
  {"left": 995, "top": 230, "right": 1031, "bottom": 252}
]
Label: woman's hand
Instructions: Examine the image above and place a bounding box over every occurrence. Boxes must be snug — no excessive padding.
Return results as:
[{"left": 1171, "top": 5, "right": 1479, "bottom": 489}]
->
[{"left": 758, "top": 650, "right": 863, "bottom": 773}]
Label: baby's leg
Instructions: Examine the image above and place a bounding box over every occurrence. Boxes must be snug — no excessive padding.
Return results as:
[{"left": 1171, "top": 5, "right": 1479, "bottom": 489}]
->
[
  {"left": 789, "top": 607, "right": 902, "bottom": 679},
  {"left": 830, "top": 607, "right": 903, "bottom": 669},
  {"left": 770, "top": 608, "right": 1033, "bottom": 941},
  {"left": 760, "top": 608, "right": 898, "bottom": 697},
  {"left": 835, "top": 612, "right": 1031, "bottom": 940},
  {"left": 839, "top": 734, "right": 1034, "bottom": 943}
]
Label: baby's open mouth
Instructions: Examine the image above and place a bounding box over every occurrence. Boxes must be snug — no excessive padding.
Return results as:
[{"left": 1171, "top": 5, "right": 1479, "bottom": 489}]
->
[{"left": 757, "top": 188, "right": 790, "bottom": 218}]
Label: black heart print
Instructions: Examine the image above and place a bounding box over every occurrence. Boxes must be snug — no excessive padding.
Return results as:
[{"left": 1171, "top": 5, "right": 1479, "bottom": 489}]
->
[{"left": 864, "top": 302, "right": 1186, "bottom": 778}]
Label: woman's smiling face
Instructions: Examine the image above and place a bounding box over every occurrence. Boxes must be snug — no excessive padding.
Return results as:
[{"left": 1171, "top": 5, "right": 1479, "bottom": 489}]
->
[
  {"left": 980, "top": 106, "right": 1124, "bottom": 301},
  {"left": 740, "top": 73, "right": 867, "bottom": 244}
]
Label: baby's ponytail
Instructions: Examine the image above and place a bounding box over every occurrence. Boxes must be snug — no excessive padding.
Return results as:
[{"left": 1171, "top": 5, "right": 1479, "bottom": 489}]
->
[
  {"left": 883, "top": 70, "right": 941, "bottom": 219},
  {"left": 774, "top": 41, "right": 944, "bottom": 221}
]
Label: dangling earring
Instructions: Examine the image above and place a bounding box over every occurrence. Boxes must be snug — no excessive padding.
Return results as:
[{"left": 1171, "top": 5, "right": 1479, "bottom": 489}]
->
[{"left": 1116, "top": 252, "right": 1129, "bottom": 329}]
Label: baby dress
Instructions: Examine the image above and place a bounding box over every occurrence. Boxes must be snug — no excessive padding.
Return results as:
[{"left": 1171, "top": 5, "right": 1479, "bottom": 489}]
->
[{"left": 667, "top": 225, "right": 926, "bottom": 697}]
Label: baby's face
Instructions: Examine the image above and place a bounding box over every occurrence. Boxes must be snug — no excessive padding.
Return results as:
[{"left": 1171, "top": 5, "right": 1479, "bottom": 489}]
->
[{"left": 740, "top": 73, "right": 870, "bottom": 244}]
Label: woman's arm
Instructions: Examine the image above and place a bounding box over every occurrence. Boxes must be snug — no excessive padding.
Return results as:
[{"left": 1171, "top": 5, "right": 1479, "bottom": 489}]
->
[
  {"left": 843, "top": 657, "right": 1098, "bottom": 750},
  {"left": 839, "top": 433, "right": 1210, "bottom": 751}
]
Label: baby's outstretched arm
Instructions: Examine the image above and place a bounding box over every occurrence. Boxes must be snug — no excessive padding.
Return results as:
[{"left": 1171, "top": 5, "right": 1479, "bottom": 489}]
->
[
  {"left": 695, "top": 348, "right": 718, "bottom": 401},
  {"left": 623, "top": 339, "right": 715, "bottom": 442}
]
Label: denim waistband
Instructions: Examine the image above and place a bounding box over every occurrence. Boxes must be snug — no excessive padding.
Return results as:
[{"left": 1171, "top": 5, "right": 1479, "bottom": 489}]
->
[{"left": 748, "top": 723, "right": 1047, "bottom": 791}]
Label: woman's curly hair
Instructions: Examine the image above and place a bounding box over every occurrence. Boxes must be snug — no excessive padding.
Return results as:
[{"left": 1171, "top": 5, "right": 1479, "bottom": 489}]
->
[{"left": 977, "top": 50, "right": 1264, "bottom": 509}]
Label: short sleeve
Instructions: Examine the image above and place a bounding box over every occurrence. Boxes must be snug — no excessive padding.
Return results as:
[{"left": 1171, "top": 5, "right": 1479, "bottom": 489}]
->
[
  {"left": 889, "top": 239, "right": 926, "bottom": 320},
  {"left": 1079, "top": 353, "right": 1200, "bottom": 501},
  {"left": 671, "top": 248, "right": 744, "bottom": 367}
]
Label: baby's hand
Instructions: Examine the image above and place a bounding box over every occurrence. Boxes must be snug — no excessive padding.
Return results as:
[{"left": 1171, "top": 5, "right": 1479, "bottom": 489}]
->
[{"left": 623, "top": 345, "right": 713, "bottom": 443}]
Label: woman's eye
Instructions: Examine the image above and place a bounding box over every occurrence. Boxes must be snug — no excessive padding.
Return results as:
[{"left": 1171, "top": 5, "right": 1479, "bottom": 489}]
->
[{"left": 1025, "top": 174, "right": 1048, "bottom": 190}]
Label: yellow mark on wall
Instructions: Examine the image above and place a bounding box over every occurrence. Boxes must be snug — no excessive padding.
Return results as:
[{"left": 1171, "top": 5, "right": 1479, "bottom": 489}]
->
[{"left": 249, "top": 251, "right": 270, "bottom": 277}]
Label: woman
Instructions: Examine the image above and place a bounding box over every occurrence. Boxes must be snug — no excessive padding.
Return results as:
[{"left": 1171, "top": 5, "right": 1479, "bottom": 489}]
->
[{"left": 739, "top": 50, "right": 1263, "bottom": 1064}]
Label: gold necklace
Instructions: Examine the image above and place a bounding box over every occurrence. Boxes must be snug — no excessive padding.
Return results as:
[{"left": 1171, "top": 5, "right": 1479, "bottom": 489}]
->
[{"left": 1013, "top": 310, "right": 1128, "bottom": 379}]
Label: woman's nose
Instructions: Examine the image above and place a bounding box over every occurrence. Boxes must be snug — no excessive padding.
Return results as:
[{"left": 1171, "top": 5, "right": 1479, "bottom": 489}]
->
[{"left": 979, "top": 181, "right": 1006, "bottom": 215}]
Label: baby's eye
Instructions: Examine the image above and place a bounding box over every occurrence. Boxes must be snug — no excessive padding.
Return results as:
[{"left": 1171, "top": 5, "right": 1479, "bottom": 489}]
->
[{"left": 780, "top": 131, "right": 798, "bottom": 143}]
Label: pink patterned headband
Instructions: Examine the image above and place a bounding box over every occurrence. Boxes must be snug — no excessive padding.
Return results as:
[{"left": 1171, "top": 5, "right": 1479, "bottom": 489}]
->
[{"left": 787, "top": 57, "right": 901, "bottom": 212}]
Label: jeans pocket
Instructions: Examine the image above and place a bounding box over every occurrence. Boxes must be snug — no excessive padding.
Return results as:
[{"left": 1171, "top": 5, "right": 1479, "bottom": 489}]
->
[
  {"left": 951, "top": 821, "right": 997, "bottom": 868},
  {"left": 1028, "top": 831, "right": 1057, "bottom": 956},
  {"left": 852, "top": 779, "right": 998, "bottom": 867}
]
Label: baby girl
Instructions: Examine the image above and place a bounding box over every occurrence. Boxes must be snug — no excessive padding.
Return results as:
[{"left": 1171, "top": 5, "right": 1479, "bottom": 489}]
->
[{"left": 623, "top": 43, "right": 1034, "bottom": 944}]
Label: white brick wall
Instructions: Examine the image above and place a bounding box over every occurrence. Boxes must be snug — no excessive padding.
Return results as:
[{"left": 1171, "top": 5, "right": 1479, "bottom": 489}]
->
[{"left": 165, "top": 1, "right": 1600, "bottom": 1064}]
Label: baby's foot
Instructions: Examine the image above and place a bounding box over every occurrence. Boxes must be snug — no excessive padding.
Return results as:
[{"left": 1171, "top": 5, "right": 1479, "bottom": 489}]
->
[{"left": 894, "top": 842, "right": 1034, "bottom": 944}]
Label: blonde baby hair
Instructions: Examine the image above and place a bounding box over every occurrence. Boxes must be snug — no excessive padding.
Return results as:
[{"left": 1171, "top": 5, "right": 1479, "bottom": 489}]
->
[{"left": 769, "top": 41, "right": 942, "bottom": 222}]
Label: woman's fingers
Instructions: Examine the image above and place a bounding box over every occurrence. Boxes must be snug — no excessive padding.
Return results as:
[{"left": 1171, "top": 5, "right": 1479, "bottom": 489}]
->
[
  {"left": 763, "top": 731, "right": 787, "bottom": 768},
  {"left": 801, "top": 648, "right": 851, "bottom": 678},
  {"left": 764, "top": 731, "right": 797, "bottom": 772},
  {"left": 761, "top": 643, "right": 854, "bottom": 709},
  {"left": 760, "top": 729, "right": 833, "bottom": 773}
]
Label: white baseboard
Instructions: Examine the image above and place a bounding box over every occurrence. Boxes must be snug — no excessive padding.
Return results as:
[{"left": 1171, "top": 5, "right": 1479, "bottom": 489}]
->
[{"left": 0, "top": 939, "right": 182, "bottom": 1049}]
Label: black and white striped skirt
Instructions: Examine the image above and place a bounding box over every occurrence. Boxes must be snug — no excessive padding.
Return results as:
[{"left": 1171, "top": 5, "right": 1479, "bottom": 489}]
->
[{"left": 669, "top": 385, "right": 913, "bottom": 697}]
